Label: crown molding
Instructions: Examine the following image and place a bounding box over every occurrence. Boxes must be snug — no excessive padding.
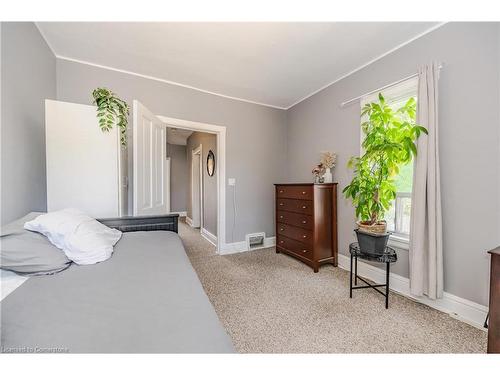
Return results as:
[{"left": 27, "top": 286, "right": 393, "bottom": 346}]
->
[{"left": 55, "top": 55, "right": 288, "bottom": 110}]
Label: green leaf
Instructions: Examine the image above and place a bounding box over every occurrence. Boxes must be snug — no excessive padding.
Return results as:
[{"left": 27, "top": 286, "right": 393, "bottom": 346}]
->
[
  {"left": 92, "top": 87, "right": 130, "bottom": 147},
  {"left": 409, "top": 141, "right": 417, "bottom": 156},
  {"left": 417, "top": 125, "right": 428, "bottom": 135}
]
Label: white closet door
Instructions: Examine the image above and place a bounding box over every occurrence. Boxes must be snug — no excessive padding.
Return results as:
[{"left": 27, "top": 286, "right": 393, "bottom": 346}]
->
[
  {"left": 45, "top": 100, "right": 121, "bottom": 218},
  {"left": 133, "top": 100, "right": 169, "bottom": 216}
]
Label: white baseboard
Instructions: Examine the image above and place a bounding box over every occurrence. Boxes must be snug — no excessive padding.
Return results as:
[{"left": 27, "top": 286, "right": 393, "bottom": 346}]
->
[
  {"left": 220, "top": 240, "right": 246, "bottom": 254},
  {"left": 170, "top": 211, "right": 187, "bottom": 217},
  {"left": 185, "top": 216, "right": 193, "bottom": 227},
  {"left": 200, "top": 227, "right": 217, "bottom": 246},
  {"left": 337, "top": 254, "right": 488, "bottom": 330},
  {"left": 220, "top": 236, "right": 276, "bottom": 255}
]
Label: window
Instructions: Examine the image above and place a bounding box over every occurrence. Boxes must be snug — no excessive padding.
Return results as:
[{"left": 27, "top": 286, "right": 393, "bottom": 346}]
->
[{"left": 360, "top": 77, "right": 418, "bottom": 243}]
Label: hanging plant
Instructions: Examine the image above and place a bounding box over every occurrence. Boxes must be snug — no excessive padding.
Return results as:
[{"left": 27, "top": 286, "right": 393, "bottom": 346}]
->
[{"left": 92, "top": 88, "right": 130, "bottom": 147}]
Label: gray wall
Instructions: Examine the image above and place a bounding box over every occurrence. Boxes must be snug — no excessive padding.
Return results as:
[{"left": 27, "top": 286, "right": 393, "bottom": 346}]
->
[
  {"left": 286, "top": 22, "right": 500, "bottom": 306},
  {"left": 1, "top": 22, "right": 56, "bottom": 224},
  {"left": 186, "top": 132, "right": 217, "bottom": 235},
  {"left": 167, "top": 143, "right": 188, "bottom": 213},
  {"left": 56, "top": 59, "right": 288, "bottom": 242}
]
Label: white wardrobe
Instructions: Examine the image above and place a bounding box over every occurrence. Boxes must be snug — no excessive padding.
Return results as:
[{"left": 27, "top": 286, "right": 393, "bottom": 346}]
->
[
  {"left": 45, "top": 99, "right": 127, "bottom": 218},
  {"left": 45, "top": 99, "right": 169, "bottom": 218}
]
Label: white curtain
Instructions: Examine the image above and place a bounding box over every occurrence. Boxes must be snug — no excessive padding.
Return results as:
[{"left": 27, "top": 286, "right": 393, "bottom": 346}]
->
[{"left": 409, "top": 62, "right": 443, "bottom": 299}]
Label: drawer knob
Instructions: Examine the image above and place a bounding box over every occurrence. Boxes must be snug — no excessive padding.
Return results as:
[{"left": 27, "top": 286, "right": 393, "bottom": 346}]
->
[
  {"left": 279, "top": 216, "right": 284, "bottom": 219},
  {"left": 302, "top": 220, "right": 307, "bottom": 224},
  {"left": 302, "top": 206, "right": 307, "bottom": 209},
  {"left": 279, "top": 203, "right": 284, "bottom": 206},
  {"left": 302, "top": 191, "right": 306, "bottom": 195},
  {"left": 302, "top": 235, "right": 307, "bottom": 238},
  {"left": 302, "top": 250, "right": 308, "bottom": 253},
  {"left": 279, "top": 240, "right": 284, "bottom": 244},
  {"left": 279, "top": 190, "right": 284, "bottom": 193},
  {"left": 280, "top": 228, "right": 284, "bottom": 231}
]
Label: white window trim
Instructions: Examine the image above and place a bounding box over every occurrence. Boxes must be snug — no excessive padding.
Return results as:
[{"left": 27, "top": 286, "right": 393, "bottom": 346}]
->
[
  {"left": 360, "top": 76, "right": 418, "bottom": 252},
  {"left": 388, "top": 235, "right": 410, "bottom": 251}
]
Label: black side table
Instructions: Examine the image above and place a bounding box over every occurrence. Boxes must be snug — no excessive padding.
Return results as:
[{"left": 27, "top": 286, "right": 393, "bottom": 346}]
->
[{"left": 349, "top": 242, "right": 397, "bottom": 309}]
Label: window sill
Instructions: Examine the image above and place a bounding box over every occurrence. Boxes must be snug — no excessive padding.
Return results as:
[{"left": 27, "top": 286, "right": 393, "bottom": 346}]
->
[{"left": 388, "top": 235, "right": 409, "bottom": 251}]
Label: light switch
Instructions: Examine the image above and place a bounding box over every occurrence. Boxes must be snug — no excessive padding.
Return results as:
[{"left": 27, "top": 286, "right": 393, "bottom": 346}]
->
[{"left": 228, "top": 178, "right": 236, "bottom": 186}]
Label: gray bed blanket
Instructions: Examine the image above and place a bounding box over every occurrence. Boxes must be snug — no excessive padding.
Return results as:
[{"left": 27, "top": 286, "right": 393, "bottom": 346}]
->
[{"left": 1, "top": 231, "right": 234, "bottom": 353}]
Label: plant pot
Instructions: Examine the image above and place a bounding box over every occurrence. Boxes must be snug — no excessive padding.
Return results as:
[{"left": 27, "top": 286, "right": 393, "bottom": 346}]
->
[
  {"left": 354, "top": 228, "right": 390, "bottom": 255},
  {"left": 357, "top": 220, "right": 387, "bottom": 234}
]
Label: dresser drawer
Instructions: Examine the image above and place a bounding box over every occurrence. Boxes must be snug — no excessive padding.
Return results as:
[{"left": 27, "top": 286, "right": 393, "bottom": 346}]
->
[
  {"left": 277, "top": 235, "right": 313, "bottom": 260},
  {"left": 276, "top": 185, "right": 313, "bottom": 200},
  {"left": 276, "top": 198, "right": 314, "bottom": 215},
  {"left": 277, "top": 210, "right": 313, "bottom": 230},
  {"left": 276, "top": 223, "right": 313, "bottom": 245}
]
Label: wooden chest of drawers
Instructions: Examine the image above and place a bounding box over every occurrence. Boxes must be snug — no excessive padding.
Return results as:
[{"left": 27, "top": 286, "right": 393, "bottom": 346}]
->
[
  {"left": 488, "top": 247, "right": 500, "bottom": 353},
  {"left": 274, "top": 183, "right": 338, "bottom": 272}
]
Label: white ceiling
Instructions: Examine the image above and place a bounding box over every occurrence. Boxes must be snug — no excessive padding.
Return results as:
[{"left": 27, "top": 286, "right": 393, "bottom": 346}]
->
[
  {"left": 167, "top": 127, "right": 193, "bottom": 146},
  {"left": 37, "top": 22, "right": 441, "bottom": 109}
]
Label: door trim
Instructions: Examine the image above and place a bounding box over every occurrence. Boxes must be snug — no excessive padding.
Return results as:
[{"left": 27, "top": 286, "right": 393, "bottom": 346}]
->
[
  {"left": 191, "top": 144, "right": 203, "bottom": 229},
  {"left": 157, "top": 115, "right": 226, "bottom": 254}
]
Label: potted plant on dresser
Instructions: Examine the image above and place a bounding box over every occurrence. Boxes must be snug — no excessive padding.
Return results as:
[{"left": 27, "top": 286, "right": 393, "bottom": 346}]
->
[{"left": 342, "top": 93, "right": 427, "bottom": 254}]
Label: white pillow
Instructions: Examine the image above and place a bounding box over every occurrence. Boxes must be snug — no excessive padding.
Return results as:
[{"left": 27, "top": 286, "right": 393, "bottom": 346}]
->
[{"left": 24, "top": 208, "right": 122, "bottom": 265}]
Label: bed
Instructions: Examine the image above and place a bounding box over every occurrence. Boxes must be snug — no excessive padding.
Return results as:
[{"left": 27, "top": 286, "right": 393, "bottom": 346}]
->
[{"left": 0, "top": 214, "right": 234, "bottom": 353}]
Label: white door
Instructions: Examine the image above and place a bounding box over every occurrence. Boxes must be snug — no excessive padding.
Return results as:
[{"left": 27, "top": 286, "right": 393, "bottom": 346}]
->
[{"left": 133, "top": 100, "right": 169, "bottom": 216}]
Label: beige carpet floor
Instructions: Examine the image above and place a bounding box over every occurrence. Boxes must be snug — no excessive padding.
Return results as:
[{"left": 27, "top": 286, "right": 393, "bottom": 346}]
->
[{"left": 178, "top": 220, "right": 487, "bottom": 353}]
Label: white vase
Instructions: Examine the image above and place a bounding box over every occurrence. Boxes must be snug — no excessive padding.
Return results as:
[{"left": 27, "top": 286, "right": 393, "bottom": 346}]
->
[{"left": 324, "top": 169, "right": 333, "bottom": 183}]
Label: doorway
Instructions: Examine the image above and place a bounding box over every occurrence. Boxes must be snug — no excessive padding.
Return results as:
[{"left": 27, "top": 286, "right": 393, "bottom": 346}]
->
[
  {"left": 184, "top": 132, "right": 217, "bottom": 248},
  {"left": 158, "top": 115, "right": 226, "bottom": 254},
  {"left": 132, "top": 101, "right": 226, "bottom": 253}
]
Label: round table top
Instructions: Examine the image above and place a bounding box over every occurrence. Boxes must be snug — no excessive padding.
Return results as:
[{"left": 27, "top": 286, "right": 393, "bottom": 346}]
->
[{"left": 349, "top": 242, "right": 398, "bottom": 263}]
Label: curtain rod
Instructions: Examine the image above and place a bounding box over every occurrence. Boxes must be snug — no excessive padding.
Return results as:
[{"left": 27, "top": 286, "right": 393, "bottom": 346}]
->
[{"left": 340, "top": 64, "right": 443, "bottom": 108}]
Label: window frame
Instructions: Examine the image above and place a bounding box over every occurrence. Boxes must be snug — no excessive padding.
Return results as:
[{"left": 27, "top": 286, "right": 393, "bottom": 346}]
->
[{"left": 359, "top": 77, "right": 418, "bottom": 250}]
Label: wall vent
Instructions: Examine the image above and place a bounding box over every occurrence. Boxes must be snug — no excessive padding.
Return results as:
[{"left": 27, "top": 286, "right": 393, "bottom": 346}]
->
[{"left": 245, "top": 232, "right": 266, "bottom": 250}]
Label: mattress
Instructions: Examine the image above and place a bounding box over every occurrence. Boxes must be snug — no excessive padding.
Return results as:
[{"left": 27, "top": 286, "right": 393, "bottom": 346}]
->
[{"left": 1, "top": 230, "right": 234, "bottom": 353}]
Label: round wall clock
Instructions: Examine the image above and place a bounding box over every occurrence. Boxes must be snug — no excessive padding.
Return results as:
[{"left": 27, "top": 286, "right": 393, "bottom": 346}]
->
[{"left": 207, "top": 150, "right": 216, "bottom": 177}]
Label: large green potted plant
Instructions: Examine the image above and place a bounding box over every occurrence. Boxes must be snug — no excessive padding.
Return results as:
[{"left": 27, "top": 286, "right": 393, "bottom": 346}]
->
[{"left": 342, "top": 93, "right": 427, "bottom": 254}]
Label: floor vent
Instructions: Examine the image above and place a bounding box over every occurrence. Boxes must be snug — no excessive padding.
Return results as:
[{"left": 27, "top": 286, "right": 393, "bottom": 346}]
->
[{"left": 245, "top": 232, "right": 266, "bottom": 250}]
